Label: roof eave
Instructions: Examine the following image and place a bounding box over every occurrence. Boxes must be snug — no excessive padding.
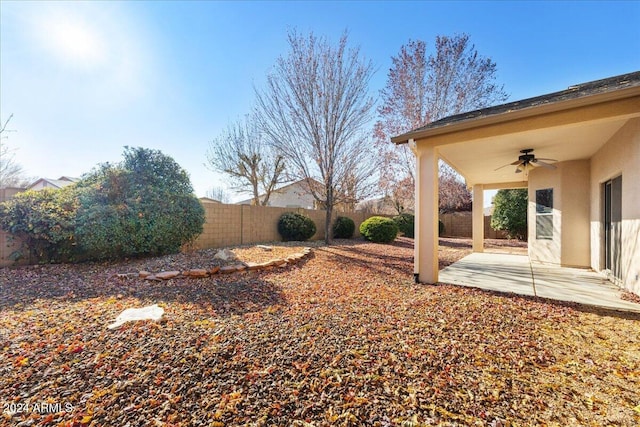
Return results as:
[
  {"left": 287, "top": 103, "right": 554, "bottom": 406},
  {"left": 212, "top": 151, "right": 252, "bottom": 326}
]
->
[{"left": 391, "top": 84, "right": 640, "bottom": 145}]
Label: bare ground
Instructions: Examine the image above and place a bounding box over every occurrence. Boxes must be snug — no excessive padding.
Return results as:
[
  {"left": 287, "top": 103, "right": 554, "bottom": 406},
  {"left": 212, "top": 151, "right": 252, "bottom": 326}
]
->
[{"left": 1, "top": 237, "right": 638, "bottom": 426}]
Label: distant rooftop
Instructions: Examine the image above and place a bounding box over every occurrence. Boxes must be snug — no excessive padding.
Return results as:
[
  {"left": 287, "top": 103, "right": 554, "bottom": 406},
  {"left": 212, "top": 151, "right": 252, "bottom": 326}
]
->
[{"left": 27, "top": 176, "right": 79, "bottom": 190}]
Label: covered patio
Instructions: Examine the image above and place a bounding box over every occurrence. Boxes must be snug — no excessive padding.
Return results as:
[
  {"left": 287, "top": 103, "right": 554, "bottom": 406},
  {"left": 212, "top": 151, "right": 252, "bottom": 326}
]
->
[
  {"left": 440, "top": 252, "right": 640, "bottom": 313},
  {"left": 392, "top": 72, "right": 640, "bottom": 297}
]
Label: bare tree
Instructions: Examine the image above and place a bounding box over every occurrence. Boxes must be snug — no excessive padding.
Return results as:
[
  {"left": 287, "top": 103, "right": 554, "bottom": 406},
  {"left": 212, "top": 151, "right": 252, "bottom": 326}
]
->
[
  {"left": 255, "top": 30, "right": 377, "bottom": 243},
  {"left": 0, "top": 114, "right": 31, "bottom": 188},
  {"left": 206, "top": 114, "right": 286, "bottom": 206},
  {"left": 375, "top": 35, "right": 508, "bottom": 209},
  {"left": 439, "top": 163, "right": 472, "bottom": 213},
  {"left": 205, "top": 186, "right": 232, "bottom": 203}
]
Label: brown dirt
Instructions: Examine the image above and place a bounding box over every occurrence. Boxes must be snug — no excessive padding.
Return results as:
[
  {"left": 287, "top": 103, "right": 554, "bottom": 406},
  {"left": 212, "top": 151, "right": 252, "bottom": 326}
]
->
[{"left": 1, "top": 237, "right": 638, "bottom": 426}]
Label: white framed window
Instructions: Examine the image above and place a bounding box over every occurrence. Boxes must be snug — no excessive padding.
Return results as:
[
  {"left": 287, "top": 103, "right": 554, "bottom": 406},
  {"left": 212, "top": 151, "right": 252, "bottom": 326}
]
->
[{"left": 535, "top": 188, "right": 553, "bottom": 240}]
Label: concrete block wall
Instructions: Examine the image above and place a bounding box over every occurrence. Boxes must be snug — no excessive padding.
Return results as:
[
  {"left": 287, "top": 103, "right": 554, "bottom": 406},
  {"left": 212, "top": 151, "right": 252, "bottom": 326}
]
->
[
  {"left": 0, "top": 195, "right": 384, "bottom": 266},
  {"left": 439, "top": 212, "right": 507, "bottom": 239},
  {"left": 193, "top": 202, "right": 374, "bottom": 250}
]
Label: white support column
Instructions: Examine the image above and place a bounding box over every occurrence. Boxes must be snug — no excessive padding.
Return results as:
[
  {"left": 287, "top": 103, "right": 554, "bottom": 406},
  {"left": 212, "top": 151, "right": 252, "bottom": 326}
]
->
[
  {"left": 416, "top": 145, "right": 439, "bottom": 284},
  {"left": 412, "top": 142, "right": 420, "bottom": 278},
  {"left": 472, "top": 184, "right": 484, "bottom": 253}
]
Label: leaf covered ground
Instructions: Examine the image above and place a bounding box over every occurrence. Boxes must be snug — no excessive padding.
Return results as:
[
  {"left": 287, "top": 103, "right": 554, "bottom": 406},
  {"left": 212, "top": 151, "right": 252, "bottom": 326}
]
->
[{"left": 1, "top": 238, "right": 639, "bottom": 426}]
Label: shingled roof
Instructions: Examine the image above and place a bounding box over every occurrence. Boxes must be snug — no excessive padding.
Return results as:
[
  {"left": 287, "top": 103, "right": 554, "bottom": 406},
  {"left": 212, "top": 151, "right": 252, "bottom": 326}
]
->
[{"left": 393, "top": 71, "right": 640, "bottom": 142}]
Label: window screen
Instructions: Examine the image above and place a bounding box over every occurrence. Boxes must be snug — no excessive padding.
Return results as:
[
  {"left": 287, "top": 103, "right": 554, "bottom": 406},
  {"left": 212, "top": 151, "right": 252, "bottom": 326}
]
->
[{"left": 536, "top": 188, "right": 553, "bottom": 239}]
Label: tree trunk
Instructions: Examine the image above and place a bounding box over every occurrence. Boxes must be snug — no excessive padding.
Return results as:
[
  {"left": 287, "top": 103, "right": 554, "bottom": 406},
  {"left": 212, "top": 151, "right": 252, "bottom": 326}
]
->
[
  {"left": 325, "top": 187, "right": 333, "bottom": 244},
  {"left": 325, "top": 204, "right": 333, "bottom": 245}
]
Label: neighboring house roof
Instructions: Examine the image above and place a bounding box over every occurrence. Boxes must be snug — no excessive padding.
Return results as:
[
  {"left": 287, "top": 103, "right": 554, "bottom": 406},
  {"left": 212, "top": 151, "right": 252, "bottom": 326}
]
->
[
  {"left": 392, "top": 71, "right": 640, "bottom": 143},
  {"left": 236, "top": 178, "right": 323, "bottom": 205},
  {"left": 27, "top": 176, "right": 79, "bottom": 191},
  {"left": 199, "top": 197, "right": 222, "bottom": 204}
]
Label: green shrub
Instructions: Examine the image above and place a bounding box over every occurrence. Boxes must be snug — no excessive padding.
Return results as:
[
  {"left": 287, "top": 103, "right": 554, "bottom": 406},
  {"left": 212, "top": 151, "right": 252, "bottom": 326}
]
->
[
  {"left": 491, "top": 189, "right": 528, "bottom": 240},
  {"left": 278, "top": 212, "right": 316, "bottom": 241},
  {"left": 439, "top": 219, "right": 445, "bottom": 236},
  {"left": 74, "top": 147, "right": 205, "bottom": 260},
  {"left": 359, "top": 216, "right": 398, "bottom": 243},
  {"left": 393, "top": 213, "right": 415, "bottom": 238},
  {"left": 0, "top": 147, "right": 205, "bottom": 263},
  {"left": 0, "top": 187, "right": 77, "bottom": 262},
  {"left": 332, "top": 216, "right": 355, "bottom": 239}
]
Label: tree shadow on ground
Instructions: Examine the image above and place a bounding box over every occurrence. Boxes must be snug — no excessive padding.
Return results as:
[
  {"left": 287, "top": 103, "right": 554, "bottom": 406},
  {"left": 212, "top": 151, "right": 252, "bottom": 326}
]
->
[
  {"left": 0, "top": 262, "right": 286, "bottom": 318},
  {"left": 316, "top": 238, "right": 413, "bottom": 278}
]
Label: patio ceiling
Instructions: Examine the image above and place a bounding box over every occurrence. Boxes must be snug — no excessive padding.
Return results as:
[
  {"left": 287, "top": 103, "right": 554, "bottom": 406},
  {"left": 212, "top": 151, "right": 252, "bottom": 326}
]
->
[{"left": 438, "top": 116, "right": 630, "bottom": 187}]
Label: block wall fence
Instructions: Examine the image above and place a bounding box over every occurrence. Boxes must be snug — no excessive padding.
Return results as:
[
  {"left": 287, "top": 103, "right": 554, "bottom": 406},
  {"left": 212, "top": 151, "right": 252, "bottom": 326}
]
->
[
  {"left": 0, "top": 194, "right": 507, "bottom": 267},
  {"left": 0, "top": 195, "right": 377, "bottom": 267},
  {"left": 193, "top": 201, "right": 374, "bottom": 250},
  {"left": 439, "top": 211, "right": 507, "bottom": 239}
]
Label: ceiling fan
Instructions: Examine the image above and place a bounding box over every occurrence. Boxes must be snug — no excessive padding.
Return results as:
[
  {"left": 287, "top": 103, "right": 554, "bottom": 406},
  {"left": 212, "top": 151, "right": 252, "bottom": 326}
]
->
[{"left": 495, "top": 148, "right": 557, "bottom": 174}]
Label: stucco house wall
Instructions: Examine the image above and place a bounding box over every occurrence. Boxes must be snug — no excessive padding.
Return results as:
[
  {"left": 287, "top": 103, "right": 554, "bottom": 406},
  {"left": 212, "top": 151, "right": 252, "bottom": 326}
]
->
[
  {"left": 528, "top": 160, "right": 591, "bottom": 268},
  {"left": 590, "top": 117, "right": 640, "bottom": 294}
]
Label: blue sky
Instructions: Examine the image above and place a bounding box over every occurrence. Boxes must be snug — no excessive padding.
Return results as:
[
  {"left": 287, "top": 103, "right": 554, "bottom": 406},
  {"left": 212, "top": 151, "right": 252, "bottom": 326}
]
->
[{"left": 1, "top": 0, "right": 639, "bottom": 203}]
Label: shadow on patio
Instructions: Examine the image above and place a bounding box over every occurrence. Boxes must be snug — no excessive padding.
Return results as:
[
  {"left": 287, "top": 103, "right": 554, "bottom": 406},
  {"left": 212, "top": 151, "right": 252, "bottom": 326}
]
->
[{"left": 439, "top": 252, "right": 640, "bottom": 314}]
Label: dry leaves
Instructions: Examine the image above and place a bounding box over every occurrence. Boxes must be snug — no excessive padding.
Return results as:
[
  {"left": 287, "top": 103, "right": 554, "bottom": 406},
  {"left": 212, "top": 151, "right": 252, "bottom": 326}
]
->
[{"left": 1, "top": 237, "right": 639, "bottom": 426}]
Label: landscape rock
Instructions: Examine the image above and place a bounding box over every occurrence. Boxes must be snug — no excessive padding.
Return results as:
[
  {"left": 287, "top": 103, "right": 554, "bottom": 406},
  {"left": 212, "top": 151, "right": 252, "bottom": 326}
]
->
[
  {"left": 245, "top": 262, "right": 261, "bottom": 271},
  {"left": 257, "top": 261, "right": 275, "bottom": 269},
  {"left": 214, "top": 248, "right": 238, "bottom": 261},
  {"left": 219, "top": 265, "right": 238, "bottom": 274},
  {"left": 155, "top": 271, "right": 181, "bottom": 280},
  {"left": 209, "top": 266, "right": 220, "bottom": 275},
  {"left": 184, "top": 269, "right": 209, "bottom": 278},
  {"left": 256, "top": 245, "right": 273, "bottom": 251},
  {"left": 108, "top": 304, "right": 164, "bottom": 329},
  {"left": 139, "top": 271, "right": 152, "bottom": 278}
]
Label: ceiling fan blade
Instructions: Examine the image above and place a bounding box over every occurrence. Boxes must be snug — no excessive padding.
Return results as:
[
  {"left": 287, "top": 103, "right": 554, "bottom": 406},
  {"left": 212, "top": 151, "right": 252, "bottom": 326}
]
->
[
  {"left": 533, "top": 159, "right": 557, "bottom": 169},
  {"left": 494, "top": 160, "right": 523, "bottom": 171},
  {"left": 535, "top": 157, "right": 557, "bottom": 162}
]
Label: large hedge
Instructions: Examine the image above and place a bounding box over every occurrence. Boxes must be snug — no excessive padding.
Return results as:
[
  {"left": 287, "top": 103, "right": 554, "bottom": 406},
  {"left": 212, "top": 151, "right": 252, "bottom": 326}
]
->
[
  {"left": 74, "top": 147, "right": 205, "bottom": 260},
  {"left": 0, "top": 147, "right": 205, "bottom": 262},
  {"left": 332, "top": 216, "right": 355, "bottom": 239},
  {"left": 277, "top": 212, "right": 316, "bottom": 241},
  {"left": 359, "top": 216, "right": 398, "bottom": 243}
]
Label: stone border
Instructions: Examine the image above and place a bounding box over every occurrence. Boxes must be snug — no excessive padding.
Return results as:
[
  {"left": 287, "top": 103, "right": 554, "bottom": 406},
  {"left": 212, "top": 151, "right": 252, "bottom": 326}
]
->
[{"left": 137, "top": 247, "right": 313, "bottom": 281}]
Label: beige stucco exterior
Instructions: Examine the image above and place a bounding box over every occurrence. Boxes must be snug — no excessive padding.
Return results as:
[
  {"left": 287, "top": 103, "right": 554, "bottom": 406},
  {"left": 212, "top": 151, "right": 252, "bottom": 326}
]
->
[
  {"left": 528, "top": 160, "right": 591, "bottom": 268},
  {"left": 589, "top": 118, "right": 640, "bottom": 294},
  {"left": 393, "top": 73, "right": 640, "bottom": 295}
]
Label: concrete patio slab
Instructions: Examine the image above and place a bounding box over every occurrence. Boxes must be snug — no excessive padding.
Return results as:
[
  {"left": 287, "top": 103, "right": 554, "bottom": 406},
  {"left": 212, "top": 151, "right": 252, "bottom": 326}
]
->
[{"left": 439, "top": 252, "right": 640, "bottom": 313}]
